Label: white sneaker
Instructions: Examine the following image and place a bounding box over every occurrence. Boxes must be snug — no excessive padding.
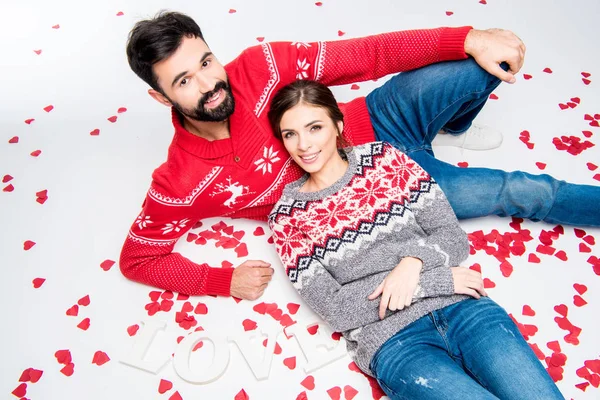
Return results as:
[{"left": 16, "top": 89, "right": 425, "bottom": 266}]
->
[{"left": 432, "top": 124, "right": 503, "bottom": 151}]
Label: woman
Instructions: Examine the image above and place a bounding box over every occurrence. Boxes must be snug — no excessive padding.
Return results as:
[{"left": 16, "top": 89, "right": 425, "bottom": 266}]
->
[{"left": 267, "top": 80, "right": 564, "bottom": 400}]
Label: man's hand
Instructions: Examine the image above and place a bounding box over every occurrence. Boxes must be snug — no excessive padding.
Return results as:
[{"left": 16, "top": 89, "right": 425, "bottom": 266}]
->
[
  {"left": 230, "top": 260, "right": 274, "bottom": 300},
  {"left": 464, "top": 28, "right": 526, "bottom": 84},
  {"left": 451, "top": 267, "right": 488, "bottom": 299},
  {"left": 368, "top": 257, "right": 423, "bottom": 319}
]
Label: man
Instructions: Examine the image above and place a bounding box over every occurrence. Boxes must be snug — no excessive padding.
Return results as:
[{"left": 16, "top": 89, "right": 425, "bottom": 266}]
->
[{"left": 121, "top": 11, "right": 600, "bottom": 300}]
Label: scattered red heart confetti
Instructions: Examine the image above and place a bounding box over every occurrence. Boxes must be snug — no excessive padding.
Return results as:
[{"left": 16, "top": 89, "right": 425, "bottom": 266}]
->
[
  {"left": 350, "top": 84, "right": 360, "bottom": 90},
  {"left": 583, "top": 235, "right": 595, "bottom": 245},
  {"left": 296, "top": 392, "right": 309, "bottom": 400},
  {"left": 554, "top": 304, "right": 568, "bottom": 317},
  {"left": 287, "top": 303, "right": 300, "bottom": 314},
  {"left": 576, "top": 382, "right": 590, "bottom": 391},
  {"left": 256, "top": 37, "right": 264, "bottom": 42},
  {"left": 327, "top": 386, "right": 342, "bottom": 400},
  {"left": 108, "top": 115, "right": 118, "bottom": 123},
  {"left": 338, "top": 30, "right": 345, "bottom": 36},
  {"left": 90, "top": 128, "right": 100, "bottom": 136},
  {"left": 348, "top": 361, "right": 361, "bottom": 372},
  {"left": 2, "top": 174, "right": 12, "bottom": 183},
  {"left": 587, "top": 162, "right": 598, "bottom": 171},
  {"left": 12, "top": 383, "right": 27, "bottom": 397},
  {"left": 169, "top": 391, "right": 183, "bottom": 400},
  {"left": 116, "top": 11, "right": 124, "bottom": 16},
  {"left": 180, "top": 301, "right": 193, "bottom": 313},
  {"left": 194, "top": 303, "right": 208, "bottom": 314},
  {"left": 8, "top": 136, "right": 19, "bottom": 143},
  {"left": 580, "top": 243, "right": 592, "bottom": 252},
  {"left": 344, "top": 385, "right": 359, "bottom": 400},
  {"left": 489, "top": 93, "right": 499, "bottom": 100},
  {"left": 582, "top": 78, "right": 591, "bottom": 85},
  {"left": 19, "top": 367, "right": 44, "bottom": 383},
  {"left": 253, "top": 226, "right": 265, "bottom": 236},
  {"left": 100, "top": 259, "right": 115, "bottom": 271},
  {"left": 315, "top": 1, "right": 323, "bottom": 5},
  {"left": 3, "top": 183, "right": 14, "bottom": 192},
  {"left": 301, "top": 375, "right": 316, "bottom": 390},
  {"left": 34, "top": 49, "right": 42, "bottom": 55},
  {"left": 66, "top": 304, "right": 79, "bottom": 317},
  {"left": 25, "top": 118, "right": 35, "bottom": 124},
  {"left": 253, "top": 302, "right": 267, "bottom": 315},
  {"left": 127, "top": 324, "right": 139, "bottom": 336},
  {"left": 499, "top": 260, "right": 513, "bottom": 277},
  {"left": 582, "top": 130, "right": 593, "bottom": 138},
  {"left": 235, "top": 243, "right": 249, "bottom": 257},
  {"left": 78, "top": 295, "right": 91, "bottom": 307},
  {"left": 268, "top": 236, "right": 274, "bottom": 244},
  {"left": 24, "top": 240, "right": 36, "bottom": 250},
  {"left": 594, "top": 174, "right": 600, "bottom": 182},
  {"left": 558, "top": 103, "right": 568, "bottom": 110},
  {"left": 535, "top": 162, "right": 546, "bottom": 170},
  {"left": 77, "top": 318, "right": 91, "bottom": 330},
  {"left": 573, "top": 283, "right": 588, "bottom": 295},
  {"left": 32, "top": 277, "right": 46, "bottom": 288},
  {"left": 36, "top": 189, "right": 49, "bottom": 204},
  {"left": 523, "top": 74, "right": 532, "bottom": 80},
  {"left": 457, "top": 162, "right": 468, "bottom": 168},
  {"left": 555, "top": 250, "right": 568, "bottom": 261},
  {"left": 44, "top": 105, "right": 54, "bottom": 112},
  {"left": 445, "top": 11, "right": 454, "bottom": 16},
  {"left": 60, "top": 363, "right": 75, "bottom": 376},
  {"left": 92, "top": 351, "right": 110, "bottom": 366},
  {"left": 234, "top": 389, "right": 249, "bottom": 400},
  {"left": 229, "top": 9, "right": 237, "bottom": 13},
  {"left": 118, "top": 107, "right": 127, "bottom": 113},
  {"left": 283, "top": 356, "right": 297, "bottom": 370},
  {"left": 242, "top": 319, "right": 257, "bottom": 331},
  {"left": 31, "top": 150, "right": 42, "bottom": 157},
  {"left": 574, "top": 228, "right": 587, "bottom": 238},
  {"left": 479, "top": 0, "right": 487, "bottom": 3},
  {"left": 573, "top": 295, "right": 587, "bottom": 307},
  {"left": 52, "top": 24, "right": 60, "bottom": 29},
  {"left": 483, "top": 278, "right": 496, "bottom": 288},
  {"left": 55, "top": 349, "right": 72, "bottom": 364},
  {"left": 522, "top": 305, "right": 536, "bottom": 316},
  {"left": 582, "top": 72, "right": 592, "bottom": 78},
  {"left": 307, "top": 324, "right": 319, "bottom": 335},
  {"left": 158, "top": 379, "right": 173, "bottom": 394},
  {"left": 543, "top": 67, "right": 553, "bottom": 73}
]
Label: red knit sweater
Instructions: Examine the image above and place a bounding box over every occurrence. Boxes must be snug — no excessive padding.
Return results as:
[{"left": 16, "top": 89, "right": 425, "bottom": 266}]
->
[{"left": 119, "top": 26, "right": 472, "bottom": 296}]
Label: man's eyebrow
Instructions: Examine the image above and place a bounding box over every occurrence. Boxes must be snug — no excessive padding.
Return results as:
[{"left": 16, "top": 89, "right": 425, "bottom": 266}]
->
[{"left": 170, "top": 52, "right": 213, "bottom": 88}]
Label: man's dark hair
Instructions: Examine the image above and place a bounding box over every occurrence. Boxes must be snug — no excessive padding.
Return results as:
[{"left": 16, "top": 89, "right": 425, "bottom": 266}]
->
[{"left": 126, "top": 11, "right": 206, "bottom": 93}]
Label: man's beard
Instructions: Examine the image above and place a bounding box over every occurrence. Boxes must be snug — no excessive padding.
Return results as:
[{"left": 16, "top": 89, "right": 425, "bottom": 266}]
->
[{"left": 172, "top": 80, "right": 235, "bottom": 122}]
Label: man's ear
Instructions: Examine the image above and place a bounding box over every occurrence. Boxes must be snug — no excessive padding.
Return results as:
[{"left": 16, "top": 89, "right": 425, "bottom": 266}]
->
[{"left": 148, "top": 89, "right": 173, "bottom": 107}]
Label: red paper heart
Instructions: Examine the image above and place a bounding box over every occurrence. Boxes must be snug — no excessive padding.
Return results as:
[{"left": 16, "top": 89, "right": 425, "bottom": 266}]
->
[
  {"left": 242, "top": 319, "right": 257, "bottom": 331},
  {"left": 280, "top": 313, "right": 295, "bottom": 328},
  {"left": 327, "top": 386, "right": 342, "bottom": 400},
  {"left": 32, "top": 277, "right": 45, "bottom": 288},
  {"left": 522, "top": 305, "right": 535, "bottom": 316},
  {"left": 573, "top": 283, "right": 588, "bottom": 295},
  {"left": 575, "top": 382, "right": 590, "bottom": 391},
  {"left": 350, "top": 84, "right": 360, "bottom": 90},
  {"left": 169, "top": 391, "right": 183, "bottom": 400},
  {"left": 587, "top": 162, "right": 598, "bottom": 171},
  {"left": 558, "top": 103, "right": 568, "bottom": 110},
  {"left": 44, "top": 105, "right": 54, "bottom": 112},
  {"left": 457, "top": 162, "right": 468, "bottom": 168},
  {"left": 581, "top": 72, "right": 592, "bottom": 78},
  {"left": 55, "top": 349, "right": 72, "bottom": 364},
  {"left": 232, "top": 230, "right": 245, "bottom": 240},
  {"left": 445, "top": 11, "right": 454, "bottom": 16},
  {"left": 52, "top": 24, "right": 60, "bottom": 29},
  {"left": 235, "top": 243, "right": 249, "bottom": 257},
  {"left": 348, "top": 361, "right": 361, "bottom": 372},
  {"left": 594, "top": 174, "right": 600, "bottom": 182},
  {"left": 60, "top": 363, "right": 75, "bottom": 376},
  {"left": 127, "top": 324, "right": 139, "bottom": 336},
  {"left": 19, "top": 367, "right": 43, "bottom": 383},
  {"left": 469, "top": 263, "right": 481, "bottom": 272},
  {"left": 116, "top": 11, "right": 124, "bottom": 16},
  {"left": 148, "top": 291, "right": 161, "bottom": 302},
  {"left": 108, "top": 115, "right": 117, "bottom": 123},
  {"left": 118, "top": 107, "right": 127, "bottom": 113},
  {"left": 284, "top": 356, "right": 296, "bottom": 370},
  {"left": 253, "top": 302, "right": 267, "bottom": 314},
  {"left": 194, "top": 303, "right": 208, "bottom": 314},
  {"left": 583, "top": 235, "right": 595, "bottom": 245},
  {"left": 31, "top": 150, "right": 42, "bottom": 157},
  {"left": 489, "top": 93, "right": 498, "bottom": 100},
  {"left": 2, "top": 174, "right": 13, "bottom": 183},
  {"left": 25, "top": 118, "right": 35, "bottom": 124},
  {"left": 555, "top": 250, "right": 568, "bottom": 261},
  {"left": 158, "top": 379, "right": 173, "bottom": 394},
  {"left": 301, "top": 375, "right": 316, "bottom": 390},
  {"left": 582, "top": 78, "right": 591, "bottom": 85},
  {"left": 315, "top": 2, "right": 323, "bottom": 6},
  {"left": 483, "top": 278, "right": 496, "bottom": 288},
  {"left": 344, "top": 385, "right": 359, "bottom": 400},
  {"left": 338, "top": 30, "right": 345, "bottom": 36},
  {"left": 523, "top": 74, "right": 532, "bottom": 80},
  {"left": 34, "top": 49, "right": 42, "bottom": 55},
  {"left": 571, "top": 97, "right": 581, "bottom": 104},
  {"left": 66, "top": 304, "right": 79, "bottom": 316},
  {"left": 228, "top": 9, "right": 237, "bottom": 13},
  {"left": 574, "top": 228, "right": 587, "bottom": 238},
  {"left": 582, "top": 130, "right": 593, "bottom": 138},
  {"left": 256, "top": 37, "right": 264, "bottom": 42},
  {"left": 100, "top": 259, "right": 115, "bottom": 271},
  {"left": 90, "top": 128, "right": 100, "bottom": 136},
  {"left": 573, "top": 295, "right": 587, "bottom": 307},
  {"left": 180, "top": 301, "right": 193, "bottom": 312},
  {"left": 253, "top": 226, "right": 265, "bottom": 236},
  {"left": 479, "top": 0, "right": 487, "bottom": 3},
  {"left": 78, "top": 295, "right": 90, "bottom": 306},
  {"left": 535, "top": 162, "right": 546, "bottom": 170},
  {"left": 77, "top": 318, "right": 90, "bottom": 330},
  {"left": 307, "top": 324, "right": 319, "bottom": 335},
  {"left": 554, "top": 304, "right": 568, "bottom": 317},
  {"left": 287, "top": 303, "right": 300, "bottom": 314},
  {"left": 234, "top": 389, "right": 249, "bottom": 400},
  {"left": 92, "top": 351, "right": 110, "bottom": 366},
  {"left": 543, "top": 67, "right": 553, "bottom": 73},
  {"left": 499, "top": 260, "right": 513, "bottom": 277},
  {"left": 177, "top": 293, "right": 189, "bottom": 301},
  {"left": 9, "top": 136, "right": 19, "bottom": 143},
  {"left": 580, "top": 243, "right": 592, "bottom": 253},
  {"left": 3, "top": 184, "right": 14, "bottom": 192},
  {"left": 12, "top": 383, "right": 27, "bottom": 397},
  {"left": 296, "top": 393, "right": 309, "bottom": 400}
]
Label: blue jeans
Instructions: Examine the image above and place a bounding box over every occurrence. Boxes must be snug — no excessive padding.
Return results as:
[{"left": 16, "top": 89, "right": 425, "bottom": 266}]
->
[
  {"left": 366, "top": 58, "right": 600, "bottom": 227},
  {"left": 370, "top": 297, "right": 564, "bottom": 400}
]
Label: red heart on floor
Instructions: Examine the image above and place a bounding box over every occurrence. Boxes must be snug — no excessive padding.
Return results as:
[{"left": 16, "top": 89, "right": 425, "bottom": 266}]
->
[
  {"left": 44, "top": 105, "right": 54, "bottom": 112},
  {"left": 523, "top": 74, "right": 532, "bottom": 80},
  {"left": 594, "top": 174, "right": 600, "bottom": 182},
  {"left": 235, "top": 243, "right": 249, "bottom": 257},
  {"left": 25, "top": 118, "right": 35, "bottom": 124},
  {"left": 31, "top": 150, "right": 42, "bottom": 157},
  {"left": 169, "top": 391, "right": 183, "bottom": 400},
  {"left": 32, "top": 277, "right": 45, "bottom": 288},
  {"left": 34, "top": 49, "right": 42, "bottom": 55},
  {"left": 228, "top": 9, "right": 236, "bottom": 13},
  {"left": 3, "top": 184, "right": 14, "bottom": 192},
  {"left": 543, "top": 67, "right": 553, "bottom": 73},
  {"left": 253, "top": 227, "right": 265, "bottom": 236},
  {"left": 77, "top": 318, "right": 90, "bottom": 330},
  {"left": 55, "top": 349, "right": 72, "bottom": 364},
  {"left": 574, "top": 228, "right": 587, "bottom": 238},
  {"left": 127, "top": 324, "right": 139, "bottom": 336},
  {"left": 287, "top": 303, "right": 300, "bottom": 314},
  {"left": 116, "top": 11, "right": 124, "bottom": 16},
  {"left": 234, "top": 389, "right": 249, "bottom": 400},
  {"left": 580, "top": 243, "right": 592, "bottom": 253},
  {"left": 483, "top": 278, "right": 496, "bottom": 288},
  {"left": 489, "top": 93, "right": 498, "bottom": 100},
  {"left": 60, "top": 363, "right": 75, "bottom": 376},
  {"left": 445, "top": 11, "right": 454, "bottom": 16},
  {"left": 242, "top": 319, "right": 257, "bottom": 331},
  {"left": 19, "top": 367, "right": 44, "bottom": 383},
  {"left": 9, "top": 136, "right": 19, "bottom": 143},
  {"left": 571, "top": 97, "right": 581, "bottom": 104},
  {"left": 233, "top": 230, "right": 245, "bottom": 240},
  {"left": 536, "top": 244, "right": 555, "bottom": 255},
  {"left": 160, "top": 299, "right": 173, "bottom": 312},
  {"left": 338, "top": 30, "right": 345, "bottom": 36},
  {"left": 92, "top": 351, "right": 110, "bottom": 366},
  {"left": 587, "top": 163, "right": 598, "bottom": 171},
  {"left": 12, "top": 383, "right": 27, "bottom": 397},
  {"left": 158, "top": 379, "right": 173, "bottom": 394},
  {"left": 457, "top": 162, "right": 468, "bottom": 168},
  {"left": 256, "top": 37, "right": 264, "bottom": 42},
  {"left": 52, "top": 24, "right": 60, "bottom": 29},
  {"left": 108, "top": 116, "right": 117, "bottom": 123},
  {"left": 558, "top": 103, "right": 568, "bottom": 110},
  {"left": 582, "top": 130, "right": 593, "bottom": 138},
  {"left": 307, "top": 324, "right": 319, "bottom": 335},
  {"left": 118, "top": 107, "right": 127, "bottom": 113},
  {"left": 576, "top": 382, "right": 590, "bottom": 391},
  {"left": 581, "top": 72, "right": 592, "bottom": 78},
  {"left": 301, "top": 375, "right": 316, "bottom": 390},
  {"left": 24, "top": 240, "right": 36, "bottom": 250},
  {"left": 280, "top": 313, "right": 295, "bottom": 328},
  {"left": 194, "top": 303, "right": 208, "bottom": 314},
  {"left": 78, "top": 295, "right": 90, "bottom": 306},
  {"left": 2, "top": 174, "right": 13, "bottom": 183},
  {"left": 469, "top": 263, "right": 481, "bottom": 272},
  {"left": 268, "top": 236, "right": 274, "bottom": 244},
  {"left": 573, "top": 295, "right": 587, "bottom": 307},
  {"left": 499, "top": 260, "right": 513, "bottom": 277},
  {"left": 573, "top": 283, "right": 588, "bottom": 295},
  {"left": 90, "top": 129, "right": 100, "bottom": 136},
  {"left": 315, "top": 1, "right": 323, "bottom": 5},
  {"left": 583, "top": 235, "right": 595, "bottom": 245},
  {"left": 180, "top": 301, "right": 193, "bottom": 313},
  {"left": 582, "top": 78, "right": 591, "bottom": 85},
  {"left": 284, "top": 356, "right": 296, "bottom": 370},
  {"left": 177, "top": 293, "right": 189, "bottom": 301},
  {"left": 350, "top": 84, "right": 360, "bottom": 90},
  {"left": 66, "top": 305, "right": 79, "bottom": 316},
  {"left": 100, "top": 259, "right": 115, "bottom": 271},
  {"left": 348, "top": 361, "right": 361, "bottom": 372},
  {"left": 555, "top": 250, "right": 568, "bottom": 261},
  {"left": 344, "top": 385, "right": 359, "bottom": 400},
  {"left": 327, "top": 386, "right": 342, "bottom": 400},
  {"left": 479, "top": 0, "right": 487, "bottom": 3},
  {"left": 522, "top": 305, "right": 535, "bottom": 316},
  {"left": 546, "top": 341, "right": 561, "bottom": 353},
  {"left": 554, "top": 304, "right": 568, "bottom": 317}
]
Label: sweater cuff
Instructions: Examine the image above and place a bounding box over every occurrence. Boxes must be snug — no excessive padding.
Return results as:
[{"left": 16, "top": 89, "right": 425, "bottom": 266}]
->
[
  {"left": 205, "top": 267, "right": 235, "bottom": 296},
  {"left": 438, "top": 26, "right": 473, "bottom": 61}
]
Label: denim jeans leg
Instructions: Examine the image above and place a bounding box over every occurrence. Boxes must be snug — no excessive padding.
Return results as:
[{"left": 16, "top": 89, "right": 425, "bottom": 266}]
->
[
  {"left": 442, "top": 297, "right": 565, "bottom": 400},
  {"left": 370, "top": 312, "right": 498, "bottom": 400}
]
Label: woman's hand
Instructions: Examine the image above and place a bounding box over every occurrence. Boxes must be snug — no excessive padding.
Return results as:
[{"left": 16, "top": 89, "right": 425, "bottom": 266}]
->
[
  {"left": 451, "top": 267, "right": 488, "bottom": 299},
  {"left": 368, "top": 257, "right": 423, "bottom": 319}
]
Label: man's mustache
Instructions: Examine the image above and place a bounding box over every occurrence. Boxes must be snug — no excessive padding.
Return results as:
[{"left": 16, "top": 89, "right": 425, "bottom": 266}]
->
[{"left": 199, "top": 81, "right": 229, "bottom": 107}]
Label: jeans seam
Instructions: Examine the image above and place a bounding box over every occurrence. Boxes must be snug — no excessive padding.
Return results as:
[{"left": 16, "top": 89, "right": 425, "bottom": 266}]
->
[{"left": 425, "top": 88, "right": 488, "bottom": 139}]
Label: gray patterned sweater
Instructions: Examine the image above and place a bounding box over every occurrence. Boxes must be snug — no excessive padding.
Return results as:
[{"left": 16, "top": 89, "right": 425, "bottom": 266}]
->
[{"left": 268, "top": 142, "right": 470, "bottom": 375}]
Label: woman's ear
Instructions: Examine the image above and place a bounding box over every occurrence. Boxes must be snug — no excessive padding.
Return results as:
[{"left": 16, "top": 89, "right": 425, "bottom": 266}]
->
[{"left": 336, "top": 120, "right": 344, "bottom": 135}]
